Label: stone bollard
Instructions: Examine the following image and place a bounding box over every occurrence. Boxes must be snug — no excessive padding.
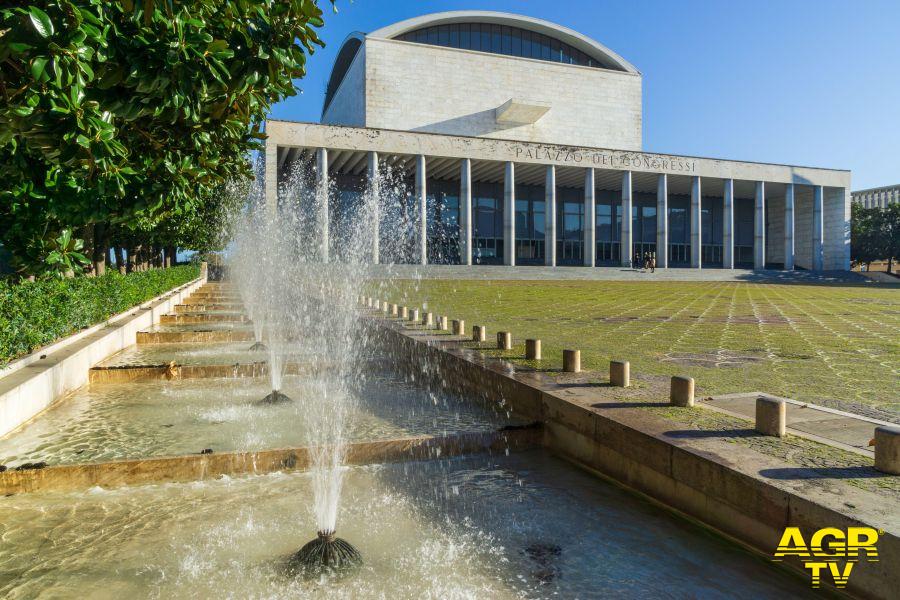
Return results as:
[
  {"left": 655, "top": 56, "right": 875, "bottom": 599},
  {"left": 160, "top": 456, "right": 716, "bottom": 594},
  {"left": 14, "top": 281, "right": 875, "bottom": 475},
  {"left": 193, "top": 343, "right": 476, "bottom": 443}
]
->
[
  {"left": 609, "top": 360, "right": 630, "bottom": 387},
  {"left": 873, "top": 425, "right": 900, "bottom": 475},
  {"left": 497, "top": 331, "right": 512, "bottom": 350},
  {"left": 382, "top": 302, "right": 389, "bottom": 314},
  {"left": 390, "top": 304, "right": 399, "bottom": 317},
  {"left": 437, "top": 315, "right": 448, "bottom": 331},
  {"left": 562, "top": 349, "right": 581, "bottom": 373},
  {"left": 423, "top": 312, "right": 434, "bottom": 328},
  {"left": 367, "top": 297, "right": 374, "bottom": 308},
  {"left": 525, "top": 339, "right": 541, "bottom": 360},
  {"left": 669, "top": 376, "right": 694, "bottom": 407},
  {"left": 452, "top": 319, "right": 465, "bottom": 335},
  {"left": 409, "top": 308, "right": 420, "bottom": 323},
  {"left": 400, "top": 306, "right": 409, "bottom": 320},
  {"left": 472, "top": 325, "right": 486, "bottom": 342},
  {"left": 755, "top": 396, "right": 786, "bottom": 437}
]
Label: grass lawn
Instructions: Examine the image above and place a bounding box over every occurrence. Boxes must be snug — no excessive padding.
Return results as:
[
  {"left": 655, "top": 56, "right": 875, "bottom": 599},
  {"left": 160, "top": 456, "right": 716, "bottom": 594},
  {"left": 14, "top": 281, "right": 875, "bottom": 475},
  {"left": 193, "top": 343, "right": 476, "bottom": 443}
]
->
[{"left": 375, "top": 279, "right": 900, "bottom": 421}]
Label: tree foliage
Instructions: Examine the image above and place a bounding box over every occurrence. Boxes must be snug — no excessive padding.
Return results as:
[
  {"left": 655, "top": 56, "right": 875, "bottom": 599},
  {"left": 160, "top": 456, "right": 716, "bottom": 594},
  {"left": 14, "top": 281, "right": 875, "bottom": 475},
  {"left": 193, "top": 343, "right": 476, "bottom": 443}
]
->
[
  {"left": 0, "top": 0, "right": 328, "bottom": 274},
  {"left": 851, "top": 202, "right": 900, "bottom": 272},
  {"left": 0, "top": 263, "right": 198, "bottom": 366}
]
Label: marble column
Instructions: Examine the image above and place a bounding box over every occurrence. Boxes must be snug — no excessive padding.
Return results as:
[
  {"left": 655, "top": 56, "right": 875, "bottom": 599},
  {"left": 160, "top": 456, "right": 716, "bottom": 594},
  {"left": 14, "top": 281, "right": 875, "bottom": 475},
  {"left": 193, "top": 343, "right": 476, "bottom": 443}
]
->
[
  {"left": 656, "top": 174, "right": 668, "bottom": 269},
  {"left": 503, "top": 161, "right": 516, "bottom": 266},
  {"left": 416, "top": 154, "right": 427, "bottom": 265},
  {"left": 621, "top": 171, "right": 632, "bottom": 268},
  {"left": 813, "top": 185, "right": 824, "bottom": 271},
  {"left": 316, "top": 147, "right": 329, "bottom": 264},
  {"left": 754, "top": 181, "right": 766, "bottom": 269},
  {"left": 459, "top": 159, "right": 472, "bottom": 266},
  {"left": 784, "top": 183, "right": 795, "bottom": 270},
  {"left": 367, "top": 151, "right": 380, "bottom": 264},
  {"left": 723, "top": 179, "right": 734, "bottom": 269},
  {"left": 545, "top": 165, "right": 557, "bottom": 267},
  {"left": 264, "top": 141, "right": 278, "bottom": 219},
  {"left": 583, "top": 168, "right": 595, "bottom": 267},
  {"left": 690, "top": 176, "right": 702, "bottom": 268}
]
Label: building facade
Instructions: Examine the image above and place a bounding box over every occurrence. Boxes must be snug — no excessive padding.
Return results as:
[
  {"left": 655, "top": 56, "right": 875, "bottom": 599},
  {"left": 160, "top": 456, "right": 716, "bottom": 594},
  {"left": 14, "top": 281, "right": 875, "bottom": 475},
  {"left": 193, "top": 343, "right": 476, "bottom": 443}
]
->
[
  {"left": 265, "top": 11, "right": 851, "bottom": 271},
  {"left": 852, "top": 184, "right": 899, "bottom": 209}
]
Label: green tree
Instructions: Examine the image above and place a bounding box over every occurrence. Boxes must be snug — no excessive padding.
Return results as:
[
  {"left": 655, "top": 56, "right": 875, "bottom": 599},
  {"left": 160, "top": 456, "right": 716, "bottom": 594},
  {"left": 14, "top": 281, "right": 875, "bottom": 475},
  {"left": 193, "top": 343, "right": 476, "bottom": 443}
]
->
[
  {"left": 851, "top": 203, "right": 900, "bottom": 273},
  {"left": 851, "top": 204, "right": 881, "bottom": 270},
  {"left": 0, "top": 0, "right": 329, "bottom": 276},
  {"left": 883, "top": 203, "right": 900, "bottom": 274}
]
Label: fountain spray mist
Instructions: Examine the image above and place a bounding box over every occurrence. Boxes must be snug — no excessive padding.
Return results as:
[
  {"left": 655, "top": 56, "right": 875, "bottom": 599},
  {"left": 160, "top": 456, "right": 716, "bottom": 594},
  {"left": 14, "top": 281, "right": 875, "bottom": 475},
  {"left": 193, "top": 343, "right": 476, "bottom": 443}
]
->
[{"left": 230, "top": 152, "right": 417, "bottom": 575}]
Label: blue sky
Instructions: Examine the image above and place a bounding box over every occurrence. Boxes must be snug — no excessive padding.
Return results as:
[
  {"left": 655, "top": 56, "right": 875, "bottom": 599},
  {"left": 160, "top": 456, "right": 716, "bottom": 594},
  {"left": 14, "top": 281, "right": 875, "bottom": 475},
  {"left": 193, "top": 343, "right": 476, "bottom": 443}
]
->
[{"left": 269, "top": 0, "right": 900, "bottom": 190}]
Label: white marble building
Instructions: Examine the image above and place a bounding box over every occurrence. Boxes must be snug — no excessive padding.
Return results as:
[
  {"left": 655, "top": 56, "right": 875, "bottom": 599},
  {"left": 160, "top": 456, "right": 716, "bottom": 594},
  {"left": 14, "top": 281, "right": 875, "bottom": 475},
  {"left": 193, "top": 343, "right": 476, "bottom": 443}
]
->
[
  {"left": 852, "top": 184, "right": 899, "bottom": 209},
  {"left": 265, "top": 10, "right": 851, "bottom": 271}
]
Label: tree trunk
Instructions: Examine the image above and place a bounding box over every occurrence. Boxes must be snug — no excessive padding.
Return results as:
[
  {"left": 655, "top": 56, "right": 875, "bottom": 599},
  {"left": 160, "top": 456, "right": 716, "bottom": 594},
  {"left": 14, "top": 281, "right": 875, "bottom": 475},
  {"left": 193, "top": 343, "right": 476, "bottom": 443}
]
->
[
  {"left": 888, "top": 257, "right": 894, "bottom": 274},
  {"left": 82, "top": 225, "right": 95, "bottom": 276},
  {"left": 163, "top": 247, "right": 172, "bottom": 268},
  {"left": 128, "top": 245, "right": 140, "bottom": 273},
  {"left": 92, "top": 223, "right": 107, "bottom": 277},
  {"left": 115, "top": 247, "right": 127, "bottom": 274},
  {"left": 168, "top": 246, "right": 178, "bottom": 266}
]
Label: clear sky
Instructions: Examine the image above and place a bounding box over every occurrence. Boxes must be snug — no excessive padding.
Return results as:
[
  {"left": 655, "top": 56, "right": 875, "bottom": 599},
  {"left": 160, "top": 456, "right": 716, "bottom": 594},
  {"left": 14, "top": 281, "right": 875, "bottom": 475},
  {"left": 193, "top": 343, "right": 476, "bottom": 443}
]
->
[{"left": 268, "top": 0, "right": 900, "bottom": 190}]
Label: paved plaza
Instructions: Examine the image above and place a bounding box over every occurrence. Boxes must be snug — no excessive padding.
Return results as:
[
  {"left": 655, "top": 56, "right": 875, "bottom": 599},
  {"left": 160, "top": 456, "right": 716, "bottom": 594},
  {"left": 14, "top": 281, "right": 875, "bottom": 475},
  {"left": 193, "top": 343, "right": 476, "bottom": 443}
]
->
[
  {"left": 369, "top": 264, "right": 873, "bottom": 283},
  {"left": 377, "top": 274, "right": 900, "bottom": 423}
]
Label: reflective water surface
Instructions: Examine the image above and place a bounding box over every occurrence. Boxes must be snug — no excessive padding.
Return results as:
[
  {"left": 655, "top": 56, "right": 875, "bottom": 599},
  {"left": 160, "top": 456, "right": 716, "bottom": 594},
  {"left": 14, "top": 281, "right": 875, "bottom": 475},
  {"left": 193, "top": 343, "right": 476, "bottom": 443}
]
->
[
  {"left": 0, "top": 451, "right": 814, "bottom": 599},
  {"left": 0, "top": 372, "right": 513, "bottom": 467}
]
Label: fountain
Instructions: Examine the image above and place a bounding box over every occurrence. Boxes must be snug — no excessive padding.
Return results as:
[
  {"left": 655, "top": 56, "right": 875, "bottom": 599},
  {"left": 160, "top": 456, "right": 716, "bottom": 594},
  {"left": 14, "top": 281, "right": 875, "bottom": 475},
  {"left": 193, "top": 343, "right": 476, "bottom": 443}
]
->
[
  {"left": 228, "top": 152, "right": 407, "bottom": 574},
  {"left": 0, "top": 152, "right": 832, "bottom": 598},
  {"left": 286, "top": 529, "right": 362, "bottom": 578}
]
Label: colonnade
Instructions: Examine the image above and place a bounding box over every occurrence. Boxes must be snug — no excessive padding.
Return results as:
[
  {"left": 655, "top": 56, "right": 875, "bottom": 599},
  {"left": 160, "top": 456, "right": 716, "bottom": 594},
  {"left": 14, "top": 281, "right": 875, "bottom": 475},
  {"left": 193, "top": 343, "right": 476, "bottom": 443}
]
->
[{"left": 311, "top": 150, "right": 827, "bottom": 271}]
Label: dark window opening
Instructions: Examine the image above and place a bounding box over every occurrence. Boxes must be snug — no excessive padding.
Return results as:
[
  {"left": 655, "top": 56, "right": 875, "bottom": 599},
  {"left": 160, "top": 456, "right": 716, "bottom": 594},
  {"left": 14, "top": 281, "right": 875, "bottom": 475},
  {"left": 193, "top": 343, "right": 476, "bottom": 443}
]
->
[{"left": 394, "top": 22, "right": 618, "bottom": 70}]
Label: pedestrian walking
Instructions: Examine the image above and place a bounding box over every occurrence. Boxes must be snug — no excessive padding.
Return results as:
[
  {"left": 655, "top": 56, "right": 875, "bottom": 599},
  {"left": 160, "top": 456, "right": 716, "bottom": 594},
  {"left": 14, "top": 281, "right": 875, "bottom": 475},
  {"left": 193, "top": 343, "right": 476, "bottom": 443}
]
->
[{"left": 650, "top": 252, "right": 656, "bottom": 273}]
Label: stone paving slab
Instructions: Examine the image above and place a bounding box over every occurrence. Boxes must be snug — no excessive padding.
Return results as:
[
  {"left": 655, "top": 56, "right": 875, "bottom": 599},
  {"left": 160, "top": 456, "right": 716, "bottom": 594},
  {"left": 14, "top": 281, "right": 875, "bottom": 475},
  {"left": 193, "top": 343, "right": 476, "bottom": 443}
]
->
[
  {"left": 702, "top": 392, "right": 892, "bottom": 455},
  {"left": 367, "top": 264, "right": 880, "bottom": 284}
]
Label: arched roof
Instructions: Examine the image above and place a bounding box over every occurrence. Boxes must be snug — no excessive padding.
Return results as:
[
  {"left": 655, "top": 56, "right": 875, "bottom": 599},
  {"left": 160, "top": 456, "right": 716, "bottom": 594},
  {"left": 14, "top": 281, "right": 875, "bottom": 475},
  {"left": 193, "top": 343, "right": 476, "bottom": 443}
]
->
[
  {"left": 322, "top": 11, "right": 638, "bottom": 118},
  {"left": 371, "top": 11, "right": 638, "bottom": 73},
  {"left": 322, "top": 32, "right": 365, "bottom": 118}
]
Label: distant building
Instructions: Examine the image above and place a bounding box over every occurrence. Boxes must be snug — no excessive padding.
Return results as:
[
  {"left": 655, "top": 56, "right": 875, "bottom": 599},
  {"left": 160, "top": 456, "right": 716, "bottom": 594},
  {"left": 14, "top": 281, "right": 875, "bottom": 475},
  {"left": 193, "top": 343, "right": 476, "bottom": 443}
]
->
[
  {"left": 265, "top": 10, "right": 851, "bottom": 271},
  {"left": 852, "top": 184, "right": 899, "bottom": 209}
]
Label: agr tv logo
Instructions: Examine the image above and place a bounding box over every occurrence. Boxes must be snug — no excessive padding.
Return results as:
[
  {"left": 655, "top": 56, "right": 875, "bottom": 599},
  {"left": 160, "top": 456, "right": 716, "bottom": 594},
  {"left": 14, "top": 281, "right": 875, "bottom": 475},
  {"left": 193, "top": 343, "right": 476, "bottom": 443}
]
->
[{"left": 774, "top": 526, "right": 880, "bottom": 588}]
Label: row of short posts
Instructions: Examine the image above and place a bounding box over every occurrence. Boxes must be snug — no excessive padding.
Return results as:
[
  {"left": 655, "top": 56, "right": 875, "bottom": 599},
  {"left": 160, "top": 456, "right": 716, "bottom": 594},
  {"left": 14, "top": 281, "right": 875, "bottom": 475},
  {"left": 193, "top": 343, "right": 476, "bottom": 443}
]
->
[{"left": 364, "top": 296, "right": 900, "bottom": 475}]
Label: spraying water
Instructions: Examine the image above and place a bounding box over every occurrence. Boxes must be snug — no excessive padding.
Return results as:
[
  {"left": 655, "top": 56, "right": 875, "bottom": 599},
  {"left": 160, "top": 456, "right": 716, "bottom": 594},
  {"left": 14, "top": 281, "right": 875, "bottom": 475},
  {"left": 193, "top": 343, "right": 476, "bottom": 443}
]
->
[{"left": 230, "top": 152, "right": 421, "bottom": 574}]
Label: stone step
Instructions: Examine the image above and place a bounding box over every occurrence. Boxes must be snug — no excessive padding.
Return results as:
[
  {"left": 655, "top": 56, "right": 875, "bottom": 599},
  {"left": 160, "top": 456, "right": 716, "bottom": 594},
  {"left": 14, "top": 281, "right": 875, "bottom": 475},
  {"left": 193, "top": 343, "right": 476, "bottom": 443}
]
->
[
  {"left": 160, "top": 313, "right": 248, "bottom": 324},
  {"left": 87, "top": 360, "right": 352, "bottom": 383},
  {"left": 136, "top": 330, "right": 254, "bottom": 344},
  {"left": 0, "top": 426, "right": 542, "bottom": 495},
  {"left": 174, "top": 303, "right": 243, "bottom": 313}
]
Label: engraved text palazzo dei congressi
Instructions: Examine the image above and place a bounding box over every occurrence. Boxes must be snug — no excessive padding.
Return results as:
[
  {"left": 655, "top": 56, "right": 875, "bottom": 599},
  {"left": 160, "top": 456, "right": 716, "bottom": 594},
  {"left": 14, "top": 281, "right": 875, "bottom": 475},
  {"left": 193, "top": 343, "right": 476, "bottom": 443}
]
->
[{"left": 514, "top": 144, "right": 697, "bottom": 173}]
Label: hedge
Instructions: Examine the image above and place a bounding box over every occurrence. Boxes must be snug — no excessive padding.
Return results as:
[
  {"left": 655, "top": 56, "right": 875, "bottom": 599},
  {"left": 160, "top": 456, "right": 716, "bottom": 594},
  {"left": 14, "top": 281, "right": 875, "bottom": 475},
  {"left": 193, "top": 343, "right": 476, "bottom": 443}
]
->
[{"left": 0, "top": 265, "right": 200, "bottom": 367}]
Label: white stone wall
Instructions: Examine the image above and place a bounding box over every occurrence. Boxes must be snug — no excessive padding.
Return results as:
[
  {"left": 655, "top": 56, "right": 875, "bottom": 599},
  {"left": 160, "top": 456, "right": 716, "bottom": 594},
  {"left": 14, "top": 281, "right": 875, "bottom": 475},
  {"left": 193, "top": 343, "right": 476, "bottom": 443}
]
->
[
  {"left": 322, "top": 46, "right": 366, "bottom": 127},
  {"left": 824, "top": 187, "right": 850, "bottom": 270},
  {"left": 358, "top": 38, "right": 642, "bottom": 150},
  {"left": 766, "top": 196, "right": 785, "bottom": 265},
  {"left": 794, "top": 190, "right": 813, "bottom": 270}
]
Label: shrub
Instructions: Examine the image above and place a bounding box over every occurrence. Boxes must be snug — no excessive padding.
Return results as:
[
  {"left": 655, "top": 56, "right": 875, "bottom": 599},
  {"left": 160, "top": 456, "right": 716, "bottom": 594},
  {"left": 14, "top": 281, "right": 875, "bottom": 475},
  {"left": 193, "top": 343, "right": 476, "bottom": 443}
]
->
[{"left": 0, "top": 265, "right": 199, "bottom": 367}]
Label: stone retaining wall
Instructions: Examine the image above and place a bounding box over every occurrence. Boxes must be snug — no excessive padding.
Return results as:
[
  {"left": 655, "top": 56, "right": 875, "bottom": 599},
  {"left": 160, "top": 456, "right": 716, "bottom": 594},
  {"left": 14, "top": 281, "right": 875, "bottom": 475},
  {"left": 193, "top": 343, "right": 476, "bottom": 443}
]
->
[{"left": 367, "top": 320, "right": 897, "bottom": 600}]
